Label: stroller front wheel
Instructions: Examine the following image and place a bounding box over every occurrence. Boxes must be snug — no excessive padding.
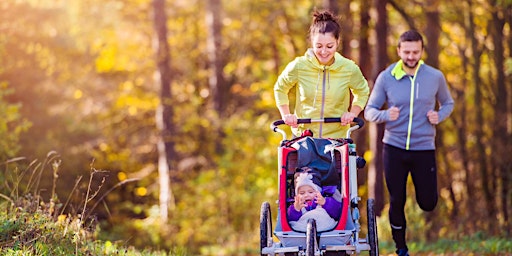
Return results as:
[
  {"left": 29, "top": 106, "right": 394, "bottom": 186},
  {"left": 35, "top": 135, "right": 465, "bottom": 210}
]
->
[
  {"left": 260, "top": 202, "right": 272, "bottom": 255},
  {"left": 367, "top": 198, "right": 379, "bottom": 256},
  {"left": 306, "top": 218, "right": 317, "bottom": 256}
]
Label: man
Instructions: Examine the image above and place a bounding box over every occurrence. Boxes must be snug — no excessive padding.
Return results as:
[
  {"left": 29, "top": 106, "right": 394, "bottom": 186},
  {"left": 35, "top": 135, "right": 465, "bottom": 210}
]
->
[{"left": 364, "top": 30, "right": 454, "bottom": 256}]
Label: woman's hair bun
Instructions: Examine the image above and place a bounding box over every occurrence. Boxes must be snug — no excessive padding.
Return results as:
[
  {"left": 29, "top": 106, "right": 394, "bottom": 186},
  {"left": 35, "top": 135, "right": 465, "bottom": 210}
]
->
[
  {"left": 309, "top": 10, "right": 340, "bottom": 39},
  {"left": 313, "top": 11, "right": 335, "bottom": 22}
]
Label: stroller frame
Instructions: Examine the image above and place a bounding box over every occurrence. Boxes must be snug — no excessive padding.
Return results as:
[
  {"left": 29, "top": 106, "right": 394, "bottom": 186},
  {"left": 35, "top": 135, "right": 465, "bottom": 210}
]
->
[{"left": 260, "top": 118, "right": 378, "bottom": 256}]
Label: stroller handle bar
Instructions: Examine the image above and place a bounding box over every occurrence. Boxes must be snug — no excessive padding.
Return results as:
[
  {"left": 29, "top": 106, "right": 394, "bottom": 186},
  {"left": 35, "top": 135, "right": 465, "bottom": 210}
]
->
[{"left": 271, "top": 117, "right": 365, "bottom": 140}]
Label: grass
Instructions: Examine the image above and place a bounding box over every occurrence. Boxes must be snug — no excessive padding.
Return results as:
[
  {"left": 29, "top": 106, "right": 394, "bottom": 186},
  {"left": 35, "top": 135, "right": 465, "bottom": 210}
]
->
[
  {"left": 0, "top": 206, "right": 167, "bottom": 255},
  {"left": 0, "top": 154, "right": 182, "bottom": 256},
  {"left": 378, "top": 235, "right": 512, "bottom": 255},
  {"left": 2, "top": 207, "right": 509, "bottom": 256},
  {"left": 1, "top": 154, "right": 511, "bottom": 255}
]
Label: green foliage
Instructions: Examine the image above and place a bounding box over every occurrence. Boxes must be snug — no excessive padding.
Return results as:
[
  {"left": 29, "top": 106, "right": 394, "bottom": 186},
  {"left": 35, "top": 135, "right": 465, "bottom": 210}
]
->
[
  {"left": 157, "top": 111, "right": 279, "bottom": 254},
  {"left": 0, "top": 83, "right": 31, "bottom": 161},
  {"left": 0, "top": 204, "right": 177, "bottom": 255},
  {"left": 0, "top": 156, "right": 178, "bottom": 256},
  {"left": 1, "top": 0, "right": 511, "bottom": 254}
]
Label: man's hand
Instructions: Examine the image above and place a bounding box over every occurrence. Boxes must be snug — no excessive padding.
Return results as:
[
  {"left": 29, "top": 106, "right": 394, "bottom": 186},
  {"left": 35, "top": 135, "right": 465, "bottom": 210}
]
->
[
  {"left": 388, "top": 106, "right": 400, "bottom": 121},
  {"left": 427, "top": 110, "right": 439, "bottom": 125}
]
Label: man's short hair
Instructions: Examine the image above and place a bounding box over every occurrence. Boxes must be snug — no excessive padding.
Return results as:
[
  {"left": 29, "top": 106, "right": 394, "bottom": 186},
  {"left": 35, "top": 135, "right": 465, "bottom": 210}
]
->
[{"left": 398, "top": 30, "right": 424, "bottom": 48}]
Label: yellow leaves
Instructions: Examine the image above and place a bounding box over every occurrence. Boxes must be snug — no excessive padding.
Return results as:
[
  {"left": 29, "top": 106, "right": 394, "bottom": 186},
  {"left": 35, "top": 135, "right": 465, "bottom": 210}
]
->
[
  {"left": 135, "top": 187, "right": 147, "bottom": 196},
  {"left": 57, "top": 214, "right": 67, "bottom": 223},
  {"left": 94, "top": 45, "right": 117, "bottom": 73},
  {"left": 73, "top": 89, "right": 83, "bottom": 99},
  {"left": 116, "top": 95, "right": 154, "bottom": 116},
  {"left": 91, "top": 27, "right": 150, "bottom": 74},
  {"left": 506, "top": 57, "right": 512, "bottom": 76},
  {"left": 114, "top": 83, "right": 158, "bottom": 116},
  {"left": 99, "top": 142, "right": 109, "bottom": 152},
  {"left": 128, "top": 106, "right": 138, "bottom": 116},
  {"left": 117, "top": 171, "right": 127, "bottom": 181},
  {"left": 104, "top": 240, "right": 114, "bottom": 255},
  {"left": 120, "top": 80, "right": 134, "bottom": 91},
  {"left": 363, "top": 150, "right": 374, "bottom": 163},
  {"left": 93, "top": 39, "right": 140, "bottom": 73}
]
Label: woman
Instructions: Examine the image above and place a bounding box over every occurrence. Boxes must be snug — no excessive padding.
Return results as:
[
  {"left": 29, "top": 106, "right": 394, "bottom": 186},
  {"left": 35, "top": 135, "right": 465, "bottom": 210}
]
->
[{"left": 274, "top": 10, "right": 369, "bottom": 138}]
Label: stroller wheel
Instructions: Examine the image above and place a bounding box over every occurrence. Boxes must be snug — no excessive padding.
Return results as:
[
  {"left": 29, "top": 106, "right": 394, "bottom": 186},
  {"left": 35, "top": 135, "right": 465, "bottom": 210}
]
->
[
  {"left": 260, "top": 202, "right": 272, "bottom": 255},
  {"left": 367, "top": 198, "right": 379, "bottom": 256},
  {"left": 306, "top": 218, "right": 317, "bottom": 256}
]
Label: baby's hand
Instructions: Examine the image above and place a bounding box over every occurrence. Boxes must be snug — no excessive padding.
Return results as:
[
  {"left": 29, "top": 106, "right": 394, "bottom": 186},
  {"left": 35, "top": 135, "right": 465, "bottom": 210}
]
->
[
  {"left": 315, "top": 192, "right": 326, "bottom": 206},
  {"left": 294, "top": 195, "right": 304, "bottom": 211}
]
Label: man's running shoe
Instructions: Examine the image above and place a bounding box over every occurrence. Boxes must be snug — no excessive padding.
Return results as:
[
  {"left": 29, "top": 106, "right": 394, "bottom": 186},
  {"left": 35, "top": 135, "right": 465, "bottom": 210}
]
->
[{"left": 396, "top": 248, "right": 409, "bottom": 256}]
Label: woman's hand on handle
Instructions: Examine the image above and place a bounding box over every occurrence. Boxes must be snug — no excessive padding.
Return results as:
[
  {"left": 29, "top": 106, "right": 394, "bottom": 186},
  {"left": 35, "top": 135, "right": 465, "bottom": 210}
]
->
[
  {"left": 341, "top": 106, "right": 362, "bottom": 126},
  {"left": 283, "top": 114, "right": 298, "bottom": 128},
  {"left": 278, "top": 104, "right": 298, "bottom": 128},
  {"left": 341, "top": 112, "right": 356, "bottom": 126}
]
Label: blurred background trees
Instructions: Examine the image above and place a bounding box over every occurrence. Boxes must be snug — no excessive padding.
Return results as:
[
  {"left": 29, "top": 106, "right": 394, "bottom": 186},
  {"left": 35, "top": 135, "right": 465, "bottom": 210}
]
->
[{"left": 0, "top": 0, "right": 510, "bottom": 254}]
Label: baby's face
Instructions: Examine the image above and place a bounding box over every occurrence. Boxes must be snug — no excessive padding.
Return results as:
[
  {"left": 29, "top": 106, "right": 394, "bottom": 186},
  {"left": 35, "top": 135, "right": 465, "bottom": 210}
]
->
[{"left": 297, "top": 185, "right": 317, "bottom": 202}]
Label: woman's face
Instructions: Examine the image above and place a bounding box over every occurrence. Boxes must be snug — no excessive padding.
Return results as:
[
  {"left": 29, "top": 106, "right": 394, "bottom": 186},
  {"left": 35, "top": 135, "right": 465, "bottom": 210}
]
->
[{"left": 311, "top": 32, "right": 338, "bottom": 65}]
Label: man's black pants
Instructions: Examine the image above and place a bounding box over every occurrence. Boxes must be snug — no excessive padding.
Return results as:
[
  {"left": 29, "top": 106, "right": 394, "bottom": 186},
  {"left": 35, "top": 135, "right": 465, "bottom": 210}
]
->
[{"left": 383, "top": 143, "right": 438, "bottom": 250}]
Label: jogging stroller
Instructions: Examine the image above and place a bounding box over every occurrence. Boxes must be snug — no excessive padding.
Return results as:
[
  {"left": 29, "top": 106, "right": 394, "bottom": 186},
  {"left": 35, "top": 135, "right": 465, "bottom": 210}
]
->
[{"left": 260, "top": 117, "right": 378, "bottom": 256}]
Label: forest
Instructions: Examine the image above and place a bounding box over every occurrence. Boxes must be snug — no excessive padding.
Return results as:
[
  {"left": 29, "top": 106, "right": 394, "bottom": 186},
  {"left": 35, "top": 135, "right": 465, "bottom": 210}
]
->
[{"left": 0, "top": 0, "right": 511, "bottom": 255}]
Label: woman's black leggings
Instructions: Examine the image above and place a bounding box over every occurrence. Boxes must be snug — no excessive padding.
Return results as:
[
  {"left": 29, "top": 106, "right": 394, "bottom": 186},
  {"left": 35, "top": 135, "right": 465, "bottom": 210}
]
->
[{"left": 383, "top": 144, "right": 438, "bottom": 250}]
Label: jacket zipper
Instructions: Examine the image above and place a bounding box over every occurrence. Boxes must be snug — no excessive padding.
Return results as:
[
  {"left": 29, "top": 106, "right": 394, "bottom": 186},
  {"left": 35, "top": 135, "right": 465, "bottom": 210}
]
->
[
  {"left": 406, "top": 75, "right": 416, "bottom": 150},
  {"left": 319, "top": 66, "right": 327, "bottom": 137}
]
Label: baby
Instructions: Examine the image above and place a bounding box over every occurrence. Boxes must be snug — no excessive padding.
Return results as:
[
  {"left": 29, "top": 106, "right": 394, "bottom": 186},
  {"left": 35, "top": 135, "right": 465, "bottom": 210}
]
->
[{"left": 287, "top": 170, "right": 341, "bottom": 231}]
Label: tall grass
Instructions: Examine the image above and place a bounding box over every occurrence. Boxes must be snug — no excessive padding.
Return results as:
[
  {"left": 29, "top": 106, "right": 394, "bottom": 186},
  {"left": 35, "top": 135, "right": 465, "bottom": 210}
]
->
[
  {"left": 1, "top": 153, "right": 510, "bottom": 255},
  {"left": 0, "top": 153, "right": 177, "bottom": 256}
]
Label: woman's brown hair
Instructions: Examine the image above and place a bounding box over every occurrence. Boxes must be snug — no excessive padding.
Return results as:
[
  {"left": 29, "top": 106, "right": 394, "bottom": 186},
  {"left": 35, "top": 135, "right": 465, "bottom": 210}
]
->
[{"left": 309, "top": 10, "right": 341, "bottom": 41}]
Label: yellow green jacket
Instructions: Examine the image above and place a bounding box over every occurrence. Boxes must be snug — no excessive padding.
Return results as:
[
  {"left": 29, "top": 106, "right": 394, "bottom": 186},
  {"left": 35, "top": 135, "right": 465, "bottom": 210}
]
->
[{"left": 274, "top": 49, "right": 369, "bottom": 138}]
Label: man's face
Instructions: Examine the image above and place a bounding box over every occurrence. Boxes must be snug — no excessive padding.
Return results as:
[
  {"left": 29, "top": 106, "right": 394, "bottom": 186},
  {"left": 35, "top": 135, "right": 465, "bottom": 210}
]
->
[{"left": 397, "top": 40, "right": 423, "bottom": 69}]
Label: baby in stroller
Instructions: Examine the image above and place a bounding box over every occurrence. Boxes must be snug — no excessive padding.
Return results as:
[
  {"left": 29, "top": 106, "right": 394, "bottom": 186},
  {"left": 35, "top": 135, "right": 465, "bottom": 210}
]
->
[{"left": 287, "top": 166, "right": 342, "bottom": 232}]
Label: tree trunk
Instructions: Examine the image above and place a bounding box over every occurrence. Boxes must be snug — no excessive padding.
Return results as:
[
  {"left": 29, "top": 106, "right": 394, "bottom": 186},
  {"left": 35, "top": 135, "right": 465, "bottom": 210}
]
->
[
  {"left": 356, "top": 0, "right": 372, "bottom": 188},
  {"left": 455, "top": 44, "right": 472, "bottom": 232},
  {"left": 423, "top": 0, "right": 441, "bottom": 241},
  {"left": 279, "top": 9, "right": 300, "bottom": 57},
  {"left": 322, "top": 0, "right": 339, "bottom": 16},
  {"left": 206, "top": 0, "right": 226, "bottom": 154},
  {"left": 424, "top": 0, "right": 440, "bottom": 69},
  {"left": 322, "top": 0, "right": 352, "bottom": 58},
  {"left": 506, "top": 3, "right": 512, "bottom": 236},
  {"left": 339, "top": 1, "right": 352, "bottom": 58},
  {"left": 358, "top": 0, "right": 372, "bottom": 80},
  {"left": 152, "top": 0, "right": 175, "bottom": 222},
  {"left": 368, "top": 0, "right": 388, "bottom": 217},
  {"left": 206, "top": 0, "right": 226, "bottom": 116},
  {"left": 489, "top": 0, "right": 510, "bottom": 233},
  {"left": 388, "top": 0, "right": 417, "bottom": 31},
  {"left": 467, "top": 0, "right": 494, "bottom": 231}
]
